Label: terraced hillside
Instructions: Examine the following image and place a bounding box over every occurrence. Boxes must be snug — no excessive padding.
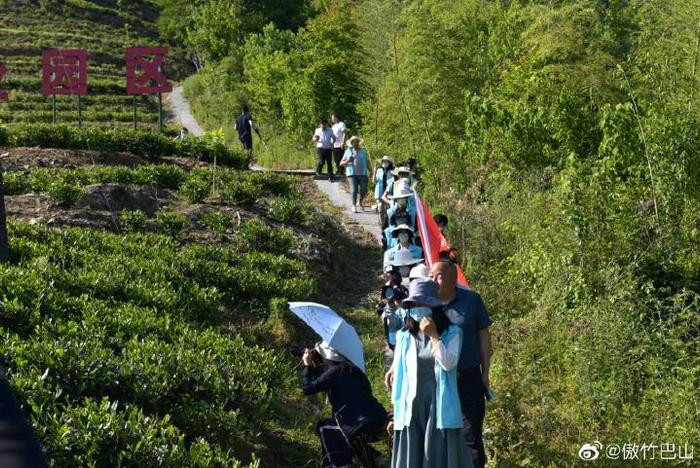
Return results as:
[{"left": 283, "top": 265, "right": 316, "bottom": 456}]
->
[
  {"left": 0, "top": 0, "right": 185, "bottom": 128},
  {"left": 0, "top": 2, "right": 387, "bottom": 466}
]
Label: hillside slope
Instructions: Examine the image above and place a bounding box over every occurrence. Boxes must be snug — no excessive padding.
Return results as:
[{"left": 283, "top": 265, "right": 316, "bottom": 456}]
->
[
  {"left": 0, "top": 0, "right": 189, "bottom": 128},
  {"left": 0, "top": 2, "right": 387, "bottom": 467}
]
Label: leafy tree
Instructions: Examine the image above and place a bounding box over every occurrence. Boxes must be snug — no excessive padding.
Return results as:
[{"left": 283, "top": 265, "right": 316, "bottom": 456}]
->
[{"left": 187, "top": 0, "right": 243, "bottom": 65}]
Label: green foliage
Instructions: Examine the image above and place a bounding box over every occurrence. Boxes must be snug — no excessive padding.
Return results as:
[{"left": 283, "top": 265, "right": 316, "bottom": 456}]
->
[
  {"left": 0, "top": 125, "right": 250, "bottom": 168},
  {"left": 266, "top": 197, "right": 310, "bottom": 226},
  {"left": 187, "top": 0, "right": 242, "bottom": 64},
  {"left": 5, "top": 165, "right": 189, "bottom": 205},
  {"left": 183, "top": 0, "right": 363, "bottom": 151},
  {"left": 119, "top": 209, "right": 147, "bottom": 232},
  {"left": 239, "top": 218, "right": 295, "bottom": 254},
  {"left": 0, "top": 220, "right": 314, "bottom": 464},
  {"left": 345, "top": 1, "right": 700, "bottom": 463},
  {"left": 197, "top": 210, "right": 234, "bottom": 235},
  {"left": 154, "top": 210, "right": 187, "bottom": 237}
]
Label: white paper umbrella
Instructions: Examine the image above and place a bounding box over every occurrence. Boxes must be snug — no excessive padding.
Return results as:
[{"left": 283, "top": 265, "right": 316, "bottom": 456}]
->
[{"left": 288, "top": 301, "right": 365, "bottom": 372}]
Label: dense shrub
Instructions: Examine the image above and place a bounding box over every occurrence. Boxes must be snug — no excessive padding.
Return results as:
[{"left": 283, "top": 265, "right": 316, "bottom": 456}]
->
[
  {"left": 0, "top": 124, "right": 251, "bottom": 168},
  {"left": 197, "top": 210, "right": 235, "bottom": 235},
  {"left": 119, "top": 209, "right": 147, "bottom": 232},
  {"left": 238, "top": 218, "right": 295, "bottom": 254},
  {"left": 266, "top": 197, "right": 310, "bottom": 226},
  {"left": 154, "top": 211, "right": 187, "bottom": 237},
  {"left": 0, "top": 221, "right": 309, "bottom": 465}
]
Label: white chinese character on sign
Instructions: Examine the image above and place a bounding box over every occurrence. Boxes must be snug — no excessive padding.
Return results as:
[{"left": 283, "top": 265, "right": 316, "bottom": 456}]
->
[
  {"left": 640, "top": 443, "right": 657, "bottom": 460},
  {"left": 678, "top": 443, "right": 694, "bottom": 461},
  {"left": 623, "top": 444, "right": 640, "bottom": 460},
  {"left": 660, "top": 443, "right": 677, "bottom": 460}
]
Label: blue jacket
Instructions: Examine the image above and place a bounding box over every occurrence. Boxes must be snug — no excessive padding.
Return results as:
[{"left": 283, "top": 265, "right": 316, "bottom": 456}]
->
[{"left": 391, "top": 325, "right": 463, "bottom": 430}]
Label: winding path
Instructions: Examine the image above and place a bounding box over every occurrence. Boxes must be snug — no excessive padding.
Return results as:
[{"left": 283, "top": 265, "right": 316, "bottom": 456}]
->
[{"left": 167, "top": 85, "right": 382, "bottom": 244}]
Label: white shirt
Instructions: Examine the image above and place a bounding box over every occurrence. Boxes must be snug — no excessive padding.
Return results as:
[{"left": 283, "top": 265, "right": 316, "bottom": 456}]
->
[
  {"left": 313, "top": 127, "right": 334, "bottom": 149},
  {"left": 331, "top": 122, "right": 346, "bottom": 148}
]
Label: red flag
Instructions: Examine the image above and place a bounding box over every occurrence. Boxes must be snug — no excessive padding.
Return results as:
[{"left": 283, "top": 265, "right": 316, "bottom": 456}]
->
[{"left": 414, "top": 191, "right": 469, "bottom": 287}]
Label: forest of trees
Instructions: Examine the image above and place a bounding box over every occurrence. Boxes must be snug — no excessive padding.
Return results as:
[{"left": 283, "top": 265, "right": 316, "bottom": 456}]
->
[{"left": 159, "top": 0, "right": 700, "bottom": 463}]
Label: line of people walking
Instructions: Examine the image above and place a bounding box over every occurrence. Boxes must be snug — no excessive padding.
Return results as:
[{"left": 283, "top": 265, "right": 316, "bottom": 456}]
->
[
  {"left": 298, "top": 127, "right": 494, "bottom": 467},
  {"left": 313, "top": 115, "right": 371, "bottom": 213},
  {"left": 375, "top": 164, "right": 493, "bottom": 468}
]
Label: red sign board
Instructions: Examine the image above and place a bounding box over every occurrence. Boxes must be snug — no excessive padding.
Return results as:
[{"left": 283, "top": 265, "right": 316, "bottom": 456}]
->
[
  {"left": 0, "top": 62, "right": 7, "bottom": 101},
  {"left": 126, "top": 46, "right": 172, "bottom": 95},
  {"left": 42, "top": 49, "right": 88, "bottom": 96}
]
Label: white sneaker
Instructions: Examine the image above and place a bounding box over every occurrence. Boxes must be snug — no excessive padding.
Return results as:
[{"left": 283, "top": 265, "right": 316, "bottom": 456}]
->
[
  {"left": 352, "top": 206, "right": 357, "bottom": 213},
  {"left": 358, "top": 204, "right": 364, "bottom": 212}
]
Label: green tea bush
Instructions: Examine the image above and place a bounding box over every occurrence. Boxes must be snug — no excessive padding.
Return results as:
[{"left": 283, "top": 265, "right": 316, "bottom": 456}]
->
[
  {"left": 119, "top": 209, "right": 147, "bottom": 232},
  {"left": 0, "top": 124, "right": 251, "bottom": 168},
  {"left": 244, "top": 172, "right": 296, "bottom": 198},
  {"left": 266, "top": 197, "right": 310, "bottom": 226},
  {"left": 178, "top": 168, "right": 212, "bottom": 203},
  {"left": 220, "top": 179, "right": 259, "bottom": 208},
  {"left": 0, "top": 221, "right": 310, "bottom": 464},
  {"left": 47, "top": 183, "right": 83, "bottom": 204},
  {"left": 154, "top": 211, "right": 187, "bottom": 237},
  {"left": 239, "top": 218, "right": 295, "bottom": 255},
  {"left": 32, "top": 396, "right": 256, "bottom": 467},
  {"left": 6, "top": 165, "right": 187, "bottom": 202},
  {"left": 197, "top": 210, "right": 234, "bottom": 235}
]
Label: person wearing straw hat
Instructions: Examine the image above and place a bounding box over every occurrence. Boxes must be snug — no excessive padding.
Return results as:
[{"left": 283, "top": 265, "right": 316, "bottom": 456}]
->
[
  {"left": 384, "top": 225, "right": 423, "bottom": 269},
  {"left": 373, "top": 156, "right": 395, "bottom": 214},
  {"left": 386, "top": 278, "right": 473, "bottom": 468},
  {"left": 384, "top": 206, "right": 420, "bottom": 251},
  {"left": 381, "top": 166, "right": 417, "bottom": 207},
  {"left": 384, "top": 169, "right": 418, "bottom": 228},
  {"left": 340, "top": 136, "right": 370, "bottom": 212},
  {"left": 387, "top": 248, "right": 423, "bottom": 284},
  {"left": 301, "top": 341, "right": 387, "bottom": 468}
]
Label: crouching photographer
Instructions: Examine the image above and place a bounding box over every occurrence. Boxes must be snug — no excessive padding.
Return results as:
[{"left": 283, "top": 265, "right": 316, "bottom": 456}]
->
[
  {"left": 300, "top": 342, "right": 388, "bottom": 468},
  {"left": 376, "top": 266, "right": 408, "bottom": 351}
]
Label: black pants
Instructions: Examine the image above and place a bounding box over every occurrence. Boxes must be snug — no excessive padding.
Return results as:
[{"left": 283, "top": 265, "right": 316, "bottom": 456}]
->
[
  {"left": 316, "top": 419, "right": 352, "bottom": 468},
  {"left": 458, "top": 367, "right": 487, "bottom": 468},
  {"left": 316, "top": 148, "right": 333, "bottom": 177},
  {"left": 239, "top": 136, "right": 253, "bottom": 152},
  {"left": 0, "top": 378, "right": 47, "bottom": 467},
  {"left": 332, "top": 147, "right": 344, "bottom": 175}
]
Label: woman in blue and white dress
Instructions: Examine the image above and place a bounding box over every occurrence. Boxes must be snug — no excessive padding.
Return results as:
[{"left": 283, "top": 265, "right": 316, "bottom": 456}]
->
[
  {"left": 374, "top": 156, "right": 395, "bottom": 213},
  {"left": 388, "top": 278, "right": 473, "bottom": 468}
]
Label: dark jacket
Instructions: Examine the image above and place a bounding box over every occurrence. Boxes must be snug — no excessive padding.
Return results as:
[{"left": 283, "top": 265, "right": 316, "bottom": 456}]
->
[{"left": 302, "top": 364, "right": 387, "bottom": 438}]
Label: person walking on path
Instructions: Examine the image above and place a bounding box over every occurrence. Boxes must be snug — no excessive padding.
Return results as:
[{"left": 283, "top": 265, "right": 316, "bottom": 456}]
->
[
  {"left": 340, "top": 136, "right": 370, "bottom": 213},
  {"left": 374, "top": 156, "right": 395, "bottom": 217},
  {"left": 235, "top": 105, "right": 259, "bottom": 157},
  {"left": 313, "top": 119, "right": 335, "bottom": 181},
  {"left": 430, "top": 261, "right": 492, "bottom": 468},
  {"left": 331, "top": 113, "right": 346, "bottom": 176},
  {"left": 387, "top": 278, "right": 474, "bottom": 468},
  {"left": 383, "top": 224, "right": 423, "bottom": 269},
  {"left": 301, "top": 341, "right": 387, "bottom": 468}
]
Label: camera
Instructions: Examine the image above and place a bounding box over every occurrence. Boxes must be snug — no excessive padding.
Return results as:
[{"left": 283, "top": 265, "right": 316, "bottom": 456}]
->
[
  {"left": 382, "top": 284, "right": 407, "bottom": 302},
  {"left": 290, "top": 345, "right": 323, "bottom": 367}
]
